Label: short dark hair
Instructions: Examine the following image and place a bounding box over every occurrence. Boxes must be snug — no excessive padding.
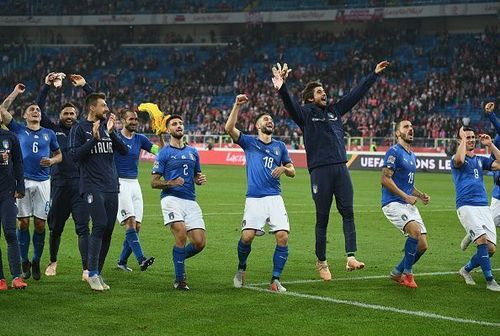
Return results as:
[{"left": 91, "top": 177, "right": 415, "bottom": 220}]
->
[
  {"left": 85, "top": 92, "right": 106, "bottom": 112},
  {"left": 166, "top": 114, "right": 182, "bottom": 126},
  {"left": 120, "top": 110, "right": 136, "bottom": 120},
  {"left": 457, "top": 126, "right": 475, "bottom": 139},
  {"left": 302, "top": 81, "right": 323, "bottom": 103},
  {"left": 61, "top": 102, "right": 77, "bottom": 110},
  {"left": 254, "top": 112, "right": 272, "bottom": 125},
  {"left": 23, "top": 102, "right": 39, "bottom": 115}
]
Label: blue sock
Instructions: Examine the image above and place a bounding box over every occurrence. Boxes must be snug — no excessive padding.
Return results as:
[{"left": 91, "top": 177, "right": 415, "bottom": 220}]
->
[
  {"left": 272, "top": 245, "right": 289, "bottom": 279},
  {"left": 413, "top": 250, "right": 425, "bottom": 265},
  {"left": 172, "top": 246, "right": 186, "bottom": 281},
  {"left": 403, "top": 236, "right": 418, "bottom": 274},
  {"left": 476, "top": 244, "right": 493, "bottom": 282},
  {"left": 125, "top": 228, "right": 145, "bottom": 264},
  {"left": 465, "top": 247, "right": 482, "bottom": 273},
  {"left": 118, "top": 238, "right": 132, "bottom": 265},
  {"left": 17, "top": 228, "right": 30, "bottom": 262},
  {"left": 394, "top": 257, "right": 405, "bottom": 274},
  {"left": 32, "top": 230, "right": 46, "bottom": 262},
  {"left": 237, "top": 239, "right": 252, "bottom": 271},
  {"left": 89, "top": 270, "right": 99, "bottom": 277},
  {"left": 185, "top": 243, "right": 201, "bottom": 259}
]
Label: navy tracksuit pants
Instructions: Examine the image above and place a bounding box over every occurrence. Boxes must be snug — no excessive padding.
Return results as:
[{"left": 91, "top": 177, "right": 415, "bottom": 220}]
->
[{"left": 310, "top": 163, "right": 357, "bottom": 261}]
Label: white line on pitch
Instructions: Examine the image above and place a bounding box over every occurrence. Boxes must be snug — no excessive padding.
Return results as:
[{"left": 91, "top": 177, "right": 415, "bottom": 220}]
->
[
  {"left": 247, "top": 268, "right": 500, "bottom": 286},
  {"left": 244, "top": 286, "right": 500, "bottom": 328}
]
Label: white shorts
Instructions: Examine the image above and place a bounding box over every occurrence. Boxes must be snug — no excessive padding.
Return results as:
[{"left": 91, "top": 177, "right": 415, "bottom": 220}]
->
[
  {"left": 117, "top": 178, "right": 144, "bottom": 223},
  {"left": 490, "top": 198, "right": 500, "bottom": 227},
  {"left": 17, "top": 179, "right": 50, "bottom": 220},
  {"left": 457, "top": 205, "right": 497, "bottom": 245},
  {"left": 242, "top": 195, "right": 290, "bottom": 236},
  {"left": 161, "top": 196, "right": 205, "bottom": 231},
  {"left": 382, "top": 202, "right": 427, "bottom": 234}
]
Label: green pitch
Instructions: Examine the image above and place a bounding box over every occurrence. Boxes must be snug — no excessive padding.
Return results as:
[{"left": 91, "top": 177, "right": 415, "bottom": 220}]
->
[{"left": 0, "top": 165, "right": 498, "bottom": 335}]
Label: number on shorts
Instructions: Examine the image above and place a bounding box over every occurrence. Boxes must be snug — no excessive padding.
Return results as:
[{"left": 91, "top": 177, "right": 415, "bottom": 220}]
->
[
  {"left": 408, "top": 172, "right": 414, "bottom": 184},
  {"left": 263, "top": 156, "right": 274, "bottom": 169},
  {"left": 32, "top": 142, "right": 39, "bottom": 153}
]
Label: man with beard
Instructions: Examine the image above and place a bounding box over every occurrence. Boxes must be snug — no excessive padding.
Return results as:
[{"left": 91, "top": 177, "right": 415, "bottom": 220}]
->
[
  {"left": 225, "top": 94, "right": 295, "bottom": 292},
  {"left": 151, "top": 115, "right": 207, "bottom": 291},
  {"left": 452, "top": 126, "right": 500, "bottom": 291},
  {"left": 0, "top": 84, "right": 62, "bottom": 281},
  {"left": 69, "top": 92, "right": 128, "bottom": 291},
  {"left": 114, "top": 110, "right": 160, "bottom": 272},
  {"left": 272, "top": 61, "right": 389, "bottom": 281},
  {"left": 38, "top": 73, "right": 92, "bottom": 279},
  {"left": 381, "top": 120, "right": 429, "bottom": 288}
]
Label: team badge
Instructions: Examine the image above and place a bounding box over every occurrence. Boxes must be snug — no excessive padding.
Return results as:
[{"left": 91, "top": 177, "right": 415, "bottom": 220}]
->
[
  {"left": 274, "top": 148, "right": 280, "bottom": 156},
  {"left": 2, "top": 139, "right": 9, "bottom": 149},
  {"left": 401, "top": 214, "right": 408, "bottom": 221},
  {"left": 387, "top": 155, "right": 396, "bottom": 164},
  {"left": 312, "top": 184, "right": 318, "bottom": 194},
  {"left": 87, "top": 193, "right": 94, "bottom": 204},
  {"left": 153, "top": 161, "right": 159, "bottom": 170},
  {"left": 241, "top": 220, "right": 246, "bottom": 228},
  {"left": 168, "top": 212, "right": 175, "bottom": 220},
  {"left": 43, "top": 133, "right": 49, "bottom": 141},
  {"left": 121, "top": 209, "right": 128, "bottom": 217},
  {"left": 189, "top": 153, "right": 195, "bottom": 161},
  {"left": 478, "top": 160, "right": 482, "bottom": 168}
]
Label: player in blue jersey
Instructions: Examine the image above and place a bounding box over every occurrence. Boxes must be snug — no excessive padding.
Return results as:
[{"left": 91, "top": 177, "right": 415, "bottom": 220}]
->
[
  {"left": 452, "top": 126, "right": 500, "bottom": 291},
  {"left": 151, "top": 115, "right": 207, "bottom": 291},
  {"left": 381, "top": 120, "right": 430, "bottom": 288},
  {"left": 0, "top": 121, "right": 28, "bottom": 290},
  {"left": 272, "top": 61, "right": 389, "bottom": 280},
  {"left": 0, "top": 83, "right": 62, "bottom": 281},
  {"left": 69, "top": 92, "right": 128, "bottom": 291},
  {"left": 114, "top": 110, "right": 162, "bottom": 272},
  {"left": 225, "top": 94, "right": 295, "bottom": 292},
  {"left": 38, "top": 73, "right": 92, "bottom": 280},
  {"left": 461, "top": 102, "right": 500, "bottom": 250}
]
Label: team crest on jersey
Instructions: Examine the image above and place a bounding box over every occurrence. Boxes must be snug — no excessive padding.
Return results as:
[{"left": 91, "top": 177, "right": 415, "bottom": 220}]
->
[
  {"left": 121, "top": 209, "right": 128, "bottom": 217},
  {"left": 312, "top": 184, "right": 318, "bottom": 194},
  {"left": 401, "top": 214, "right": 408, "bottom": 221},
  {"left": 2, "top": 139, "right": 9, "bottom": 149},
  {"left": 43, "top": 133, "right": 49, "bottom": 141},
  {"left": 387, "top": 155, "right": 396, "bottom": 164},
  {"left": 274, "top": 148, "right": 280, "bottom": 156},
  {"left": 189, "top": 153, "right": 195, "bottom": 161},
  {"left": 87, "top": 193, "right": 94, "bottom": 204},
  {"left": 478, "top": 160, "right": 482, "bottom": 168},
  {"left": 153, "top": 161, "right": 159, "bottom": 169}
]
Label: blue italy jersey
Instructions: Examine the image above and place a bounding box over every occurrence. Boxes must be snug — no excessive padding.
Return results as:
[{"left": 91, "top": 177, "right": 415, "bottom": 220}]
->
[
  {"left": 8, "top": 119, "right": 59, "bottom": 181},
  {"left": 451, "top": 155, "right": 493, "bottom": 208},
  {"left": 114, "top": 132, "right": 153, "bottom": 179},
  {"left": 152, "top": 145, "right": 201, "bottom": 201},
  {"left": 381, "top": 144, "right": 417, "bottom": 207},
  {"left": 237, "top": 134, "right": 292, "bottom": 198}
]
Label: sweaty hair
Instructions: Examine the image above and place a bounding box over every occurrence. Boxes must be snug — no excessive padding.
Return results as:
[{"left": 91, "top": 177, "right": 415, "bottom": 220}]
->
[
  {"left": 166, "top": 114, "right": 183, "bottom": 126},
  {"left": 457, "top": 126, "right": 475, "bottom": 139},
  {"left": 302, "top": 81, "right": 323, "bottom": 103},
  {"left": 85, "top": 92, "right": 106, "bottom": 112},
  {"left": 254, "top": 112, "right": 272, "bottom": 126}
]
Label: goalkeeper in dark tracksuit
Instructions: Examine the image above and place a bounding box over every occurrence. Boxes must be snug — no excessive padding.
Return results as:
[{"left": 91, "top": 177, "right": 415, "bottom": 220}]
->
[{"left": 272, "top": 60, "right": 389, "bottom": 281}]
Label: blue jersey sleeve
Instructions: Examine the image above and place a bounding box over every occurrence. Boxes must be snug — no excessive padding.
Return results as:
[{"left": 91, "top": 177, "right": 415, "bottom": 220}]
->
[
  {"left": 281, "top": 143, "right": 292, "bottom": 165},
  {"left": 236, "top": 133, "right": 253, "bottom": 150},
  {"left": 6, "top": 119, "right": 22, "bottom": 134},
  {"left": 383, "top": 147, "right": 399, "bottom": 171},
  {"left": 152, "top": 149, "right": 166, "bottom": 175},
  {"left": 480, "top": 156, "right": 494, "bottom": 171},
  {"left": 140, "top": 134, "right": 154, "bottom": 152},
  {"left": 194, "top": 149, "right": 201, "bottom": 173},
  {"left": 49, "top": 129, "right": 60, "bottom": 151}
]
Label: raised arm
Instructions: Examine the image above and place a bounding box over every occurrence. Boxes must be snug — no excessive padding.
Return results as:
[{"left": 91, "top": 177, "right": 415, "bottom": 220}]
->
[
  {"left": 335, "top": 60, "right": 389, "bottom": 116},
  {"left": 70, "top": 74, "right": 93, "bottom": 95},
  {"left": 484, "top": 102, "right": 500, "bottom": 135},
  {"left": 1, "top": 83, "right": 25, "bottom": 125},
  {"left": 224, "top": 94, "right": 248, "bottom": 141},
  {"left": 480, "top": 134, "right": 500, "bottom": 171},
  {"left": 39, "top": 73, "right": 58, "bottom": 129},
  {"left": 272, "top": 63, "right": 305, "bottom": 127},
  {"left": 453, "top": 127, "right": 467, "bottom": 168}
]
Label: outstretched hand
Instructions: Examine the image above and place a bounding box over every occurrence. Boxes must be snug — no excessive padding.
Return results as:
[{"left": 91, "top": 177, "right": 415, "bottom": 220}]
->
[
  {"left": 272, "top": 62, "right": 292, "bottom": 90},
  {"left": 479, "top": 133, "right": 492, "bottom": 146},
  {"left": 375, "top": 60, "right": 390, "bottom": 74},
  {"left": 14, "top": 83, "right": 25, "bottom": 94},
  {"left": 485, "top": 102, "right": 495, "bottom": 114},
  {"left": 45, "top": 72, "right": 57, "bottom": 85},
  {"left": 107, "top": 113, "right": 116, "bottom": 133},
  {"left": 70, "top": 74, "right": 86, "bottom": 87}
]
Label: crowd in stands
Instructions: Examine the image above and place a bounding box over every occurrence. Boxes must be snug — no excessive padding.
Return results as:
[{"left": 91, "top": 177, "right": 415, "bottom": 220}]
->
[{"left": 0, "top": 25, "right": 498, "bottom": 146}]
